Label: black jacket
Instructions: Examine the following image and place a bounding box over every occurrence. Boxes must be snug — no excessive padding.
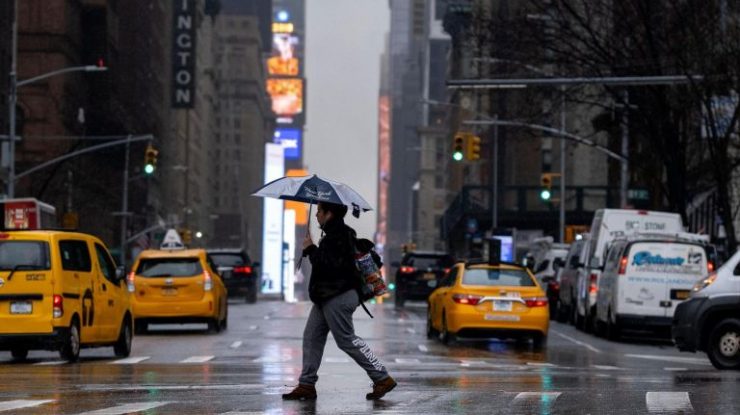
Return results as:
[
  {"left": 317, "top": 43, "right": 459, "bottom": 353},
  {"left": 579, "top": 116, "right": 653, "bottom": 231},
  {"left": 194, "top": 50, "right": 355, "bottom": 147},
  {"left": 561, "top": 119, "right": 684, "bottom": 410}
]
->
[{"left": 302, "top": 217, "right": 358, "bottom": 304}]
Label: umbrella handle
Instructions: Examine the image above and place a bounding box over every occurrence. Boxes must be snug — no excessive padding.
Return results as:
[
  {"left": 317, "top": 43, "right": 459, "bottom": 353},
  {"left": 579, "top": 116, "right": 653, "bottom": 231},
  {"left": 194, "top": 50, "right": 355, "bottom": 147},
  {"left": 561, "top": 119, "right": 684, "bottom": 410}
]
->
[{"left": 306, "top": 202, "right": 313, "bottom": 236}]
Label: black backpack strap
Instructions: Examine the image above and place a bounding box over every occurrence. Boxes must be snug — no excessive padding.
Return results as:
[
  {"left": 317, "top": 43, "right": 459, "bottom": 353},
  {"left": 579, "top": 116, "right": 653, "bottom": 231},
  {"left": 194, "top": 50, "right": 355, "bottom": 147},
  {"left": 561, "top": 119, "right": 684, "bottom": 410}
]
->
[{"left": 360, "top": 301, "right": 374, "bottom": 318}]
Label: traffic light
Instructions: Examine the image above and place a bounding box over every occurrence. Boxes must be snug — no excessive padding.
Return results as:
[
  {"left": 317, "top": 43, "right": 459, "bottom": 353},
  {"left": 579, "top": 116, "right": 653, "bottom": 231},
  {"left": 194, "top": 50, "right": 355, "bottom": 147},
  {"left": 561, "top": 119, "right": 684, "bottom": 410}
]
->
[
  {"left": 466, "top": 134, "right": 481, "bottom": 160},
  {"left": 452, "top": 133, "right": 465, "bottom": 161},
  {"left": 144, "top": 144, "right": 159, "bottom": 174},
  {"left": 540, "top": 173, "right": 553, "bottom": 201}
]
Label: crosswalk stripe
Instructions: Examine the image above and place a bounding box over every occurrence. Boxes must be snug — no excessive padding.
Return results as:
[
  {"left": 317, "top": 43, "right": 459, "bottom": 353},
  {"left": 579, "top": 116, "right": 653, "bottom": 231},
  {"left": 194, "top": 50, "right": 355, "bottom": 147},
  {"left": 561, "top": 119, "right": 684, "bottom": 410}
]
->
[
  {"left": 405, "top": 328, "right": 416, "bottom": 334},
  {"left": 180, "top": 355, "right": 215, "bottom": 363},
  {"left": 526, "top": 362, "right": 556, "bottom": 367},
  {"left": 394, "top": 358, "right": 420, "bottom": 364},
  {"left": 417, "top": 344, "right": 428, "bottom": 352},
  {"left": 0, "top": 400, "right": 54, "bottom": 412},
  {"left": 592, "top": 365, "right": 622, "bottom": 370},
  {"left": 512, "top": 392, "right": 561, "bottom": 409},
  {"left": 110, "top": 356, "right": 150, "bottom": 365},
  {"left": 33, "top": 360, "right": 67, "bottom": 366},
  {"left": 625, "top": 354, "right": 710, "bottom": 365},
  {"left": 460, "top": 360, "right": 487, "bottom": 367},
  {"left": 249, "top": 325, "right": 258, "bottom": 330},
  {"left": 252, "top": 357, "right": 290, "bottom": 363},
  {"left": 325, "top": 357, "right": 350, "bottom": 363},
  {"left": 230, "top": 341, "right": 243, "bottom": 349},
  {"left": 646, "top": 392, "right": 693, "bottom": 414},
  {"left": 74, "top": 401, "right": 171, "bottom": 415},
  {"left": 663, "top": 367, "right": 688, "bottom": 372},
  {"left": 79, "top": 384, "right": 263, "bottom": 392}
]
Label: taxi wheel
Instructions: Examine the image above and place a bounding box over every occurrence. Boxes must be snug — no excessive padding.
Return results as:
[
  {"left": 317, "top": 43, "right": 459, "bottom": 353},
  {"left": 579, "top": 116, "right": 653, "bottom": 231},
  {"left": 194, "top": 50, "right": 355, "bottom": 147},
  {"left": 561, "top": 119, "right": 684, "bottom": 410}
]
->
[
  {"left": 114, "top": 319, "right": 132, "bottom": 357},
  {"left": 606, "top": 311, "right": 621, "bottom": 341},
  {"left": 59, "top": 320, "right": 81, "bottom": 362},
  {"left": 11, "top": 347, "right": 28, "bottom": 361},
  {"left": 440, "top": 313, "right": 455, "bottom": 345},
  {"left": 395, "top": 293, "right": 405, "bottom": 308},
  {"left": 426, "top": 309, "right": 438, "bottom": 339},
  {"left": 134, "top": 321, "right": 148, "bottom": 335},
  {"left": 246, "top": 285, "right": 258, "bottom": 304},
  {"left": 707, "top": 318, "right": 740, "bottom": 370},
  {"left": 208, "top": 318, "right": 222, "bottom": 333},
  {"left": 220, "top": 307, "right": 229, "bottom": 331},
  {"left": 532, "top": 333, "right": 547, "bottom": 349}
]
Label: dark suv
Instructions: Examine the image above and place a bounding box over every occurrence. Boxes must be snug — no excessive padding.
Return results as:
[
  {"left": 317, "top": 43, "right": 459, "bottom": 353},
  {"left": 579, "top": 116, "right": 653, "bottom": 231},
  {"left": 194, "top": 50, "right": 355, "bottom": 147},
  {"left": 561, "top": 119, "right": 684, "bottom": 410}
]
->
[
  {"left": 393, "top": 251, "right": 455, "bottom": 307},
  {"left": 207, "top": 248, "right": 260, "bottom": 303}
]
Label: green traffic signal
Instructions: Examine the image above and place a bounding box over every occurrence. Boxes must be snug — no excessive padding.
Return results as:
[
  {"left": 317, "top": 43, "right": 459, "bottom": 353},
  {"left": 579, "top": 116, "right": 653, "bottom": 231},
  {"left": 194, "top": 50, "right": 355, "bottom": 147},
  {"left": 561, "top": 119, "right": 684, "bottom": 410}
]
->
[
  {"left": 540, "top": 189, "right": 552, "bottom": 201},
  {"left": 144, "top": 164, "right": 155, "bottom": 175},
  {"left": 388, "top": 282, "right": 396, "bottom": 291},
  {"left": 452, "top": 151, "right": 464, "bottom": 161}
]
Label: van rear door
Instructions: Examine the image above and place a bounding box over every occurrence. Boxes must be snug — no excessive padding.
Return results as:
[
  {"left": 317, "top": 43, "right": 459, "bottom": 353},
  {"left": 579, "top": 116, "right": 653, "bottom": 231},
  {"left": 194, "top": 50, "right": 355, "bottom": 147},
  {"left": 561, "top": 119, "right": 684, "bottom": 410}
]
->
[{"left": 622, "top": 242, "right": 707, "bottom": 318}]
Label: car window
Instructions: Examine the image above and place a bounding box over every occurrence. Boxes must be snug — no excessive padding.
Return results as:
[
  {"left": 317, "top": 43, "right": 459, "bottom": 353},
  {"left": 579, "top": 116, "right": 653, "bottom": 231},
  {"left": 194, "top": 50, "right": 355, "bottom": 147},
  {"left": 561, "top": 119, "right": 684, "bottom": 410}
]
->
[
  {"left": 404, "top": 255, "right": 454, "bottom": 269},
  {"left": 95, "top": 244, "right": 118, "bottom": 284},
  {"left": 136, "top": 258, "right": 203, "bottom": 278},
  {"left": 210, "top": 253, "right": 245, "bottom": 267},
  {"left": 206, "top": 256, "right": 221, "bottom": 277},
  {"left": 0, "top": 241, "right": 51, "bottom": 270},
  {"left": 462, "top": 269, "right": 536, "bottom": 287},
  {"left": 59, "top": 240, "right": 92, "bottom": 272},
  {"left": 534, "top": 260, "right": 549, "bottom": 273}
]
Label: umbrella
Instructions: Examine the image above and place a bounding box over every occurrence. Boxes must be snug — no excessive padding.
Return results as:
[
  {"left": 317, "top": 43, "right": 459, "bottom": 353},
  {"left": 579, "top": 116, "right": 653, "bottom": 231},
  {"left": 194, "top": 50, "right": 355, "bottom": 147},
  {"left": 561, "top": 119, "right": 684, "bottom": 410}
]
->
[{"left": 251, "top": 174, "right": 372, "bottom": 218}]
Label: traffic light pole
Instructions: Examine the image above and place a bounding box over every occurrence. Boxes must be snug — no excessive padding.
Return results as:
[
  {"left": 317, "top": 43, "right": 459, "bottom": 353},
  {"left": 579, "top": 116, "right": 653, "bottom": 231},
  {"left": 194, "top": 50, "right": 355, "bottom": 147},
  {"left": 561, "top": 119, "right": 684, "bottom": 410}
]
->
[
  {"left": 120, "top": 136, "right": 131, "bottom": 269},
  {"left": 559, "top": 86, "right": 566, "bottom": 243}
]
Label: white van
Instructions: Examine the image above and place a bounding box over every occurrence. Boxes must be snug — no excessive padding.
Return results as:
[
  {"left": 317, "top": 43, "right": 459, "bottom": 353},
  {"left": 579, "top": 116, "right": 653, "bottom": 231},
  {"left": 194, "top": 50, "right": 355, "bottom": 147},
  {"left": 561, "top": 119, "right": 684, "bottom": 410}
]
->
[
  {"left": 595, "top": 234, "right": 712, "bottom": 339},
  {"left": 577, "top": 209, "right": 684, "bottom": 332}
]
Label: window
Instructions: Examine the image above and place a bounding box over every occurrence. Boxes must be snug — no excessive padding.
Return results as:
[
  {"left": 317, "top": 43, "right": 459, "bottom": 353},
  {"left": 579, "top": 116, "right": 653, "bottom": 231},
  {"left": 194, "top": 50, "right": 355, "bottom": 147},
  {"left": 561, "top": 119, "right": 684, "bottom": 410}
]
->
[
  {"left": 0, "top": 241, "right": 51, "bottom": 270},
  {"left": 95, "top": 244, "right": 118, "bottom": 284},
  {"left": 136, "top": 258, "right": 203, "bottom": 278},
  {"left": 59, "top": 240, "right": 92, "bottom": 272},
  {"left": 462, "top": 269, "right": 536, "bottom": 287}
]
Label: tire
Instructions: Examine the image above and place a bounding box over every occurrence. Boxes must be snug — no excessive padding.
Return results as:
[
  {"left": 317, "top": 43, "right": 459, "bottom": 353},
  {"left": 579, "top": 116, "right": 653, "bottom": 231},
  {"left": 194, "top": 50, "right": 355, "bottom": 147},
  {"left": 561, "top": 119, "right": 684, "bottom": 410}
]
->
[
  {"left": 426, "top": 308, "right": 438, "bottom": 339},
  {"left": 208, "top": 318, "right": 222, "bottom": 333},
  {"left": 569, "top": 297, "right": 577, "bottom": 325},
  {"left": 59, "top": 320, "right": 81, "bottom": 362},
  {"left": 532, "top": 333, "right": 547, "bottom": 349},
  {"left": 706, "top": 318, "right": 740, "bottom": 370},
  {"left": 395, "top": 292, "right": 405, "bottom": 308},
  {"left": 220, "top": 306, "right": 229, "bottom": 331},
  {"left": 556, "top": 302, "right": 569, "bottom": 323},
  {"left": 134, "top": 321, "right": 148, "bottom": 335},
  {"left": 11, "top": 347, "right": 28, "bottom": 361},
  {"left": 574, "top": 303, "right": 584, "bottom": 330},
  {"left": 439, "top": 313, "right": 455, "bottom": 345},
  {"left": 113, "top": 319, "right": 132, "bottom": 358},
  {"left": 246, "top": 289, "right": 257, "bottom": 304},
  {"left": 606, "top": 311, "right": 621, "bottom": 341}
]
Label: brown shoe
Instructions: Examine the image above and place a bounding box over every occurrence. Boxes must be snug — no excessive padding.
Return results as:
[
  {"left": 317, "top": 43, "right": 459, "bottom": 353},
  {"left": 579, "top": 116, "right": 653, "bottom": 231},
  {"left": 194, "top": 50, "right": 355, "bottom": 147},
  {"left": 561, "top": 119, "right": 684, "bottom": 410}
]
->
[
  {"left": 366, "top": 376, "right": 397, "bottom": 400},
  {"left": 282, "top": 384, "right": 317, "bottom": 400}
]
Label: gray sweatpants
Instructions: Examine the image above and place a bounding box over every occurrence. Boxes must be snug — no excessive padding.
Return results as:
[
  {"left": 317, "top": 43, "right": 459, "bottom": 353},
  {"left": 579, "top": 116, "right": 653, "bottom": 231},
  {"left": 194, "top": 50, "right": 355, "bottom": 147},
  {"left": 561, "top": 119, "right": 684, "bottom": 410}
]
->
[{"left": 299, "top": 289, "right": 389, "bottom": 385}]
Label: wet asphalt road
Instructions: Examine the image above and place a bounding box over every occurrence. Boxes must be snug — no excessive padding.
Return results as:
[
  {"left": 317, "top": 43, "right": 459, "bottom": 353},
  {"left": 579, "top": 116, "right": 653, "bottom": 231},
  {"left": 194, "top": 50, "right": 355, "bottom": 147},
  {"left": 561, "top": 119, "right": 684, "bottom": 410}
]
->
[{"left": 1, "top": 299, "right": 738, "bottom": 414}]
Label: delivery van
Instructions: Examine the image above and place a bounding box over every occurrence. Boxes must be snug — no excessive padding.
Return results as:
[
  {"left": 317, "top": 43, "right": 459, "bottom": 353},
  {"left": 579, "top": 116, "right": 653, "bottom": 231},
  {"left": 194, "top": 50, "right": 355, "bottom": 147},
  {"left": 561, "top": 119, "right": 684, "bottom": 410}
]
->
[
  {"left": 595, "top": 233, "right": 712, "bottom": 339},
  {"left": 0, "top": 230, "right": 132, "bottom": 362},
  {"left": 576, "top": 209, "right": 684, "bottom": 332}
]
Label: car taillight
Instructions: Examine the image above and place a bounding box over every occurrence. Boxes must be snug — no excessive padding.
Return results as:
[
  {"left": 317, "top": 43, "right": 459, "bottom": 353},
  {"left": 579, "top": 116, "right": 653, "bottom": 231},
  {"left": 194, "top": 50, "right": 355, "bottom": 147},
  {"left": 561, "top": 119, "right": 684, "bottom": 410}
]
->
[
  {"left": 127, "top": 272, "right": 135, "bottom": 293},
  {"left": 589, "top": 273, "right": 598, "bottom": 293},
  {"left": 400, "top": 266, "right": 415, "bottom": 274},
  {"left": 234, "top": 266, "right": 252, "bottom": 274},
  {"left": 618, "top": 256, "right": 628, "bottom": 275},
  {"left": 549, "top": 281, "right": 560, "bottom": 291},
  {"left": 204, "top": 270, "right": 213, "bottom": 291},
  {"left": 707, "top": 261, "right": 714, "bottom": 273},
  {"left": 452, "top": 294, "right": 482, "bottom": 305},
  {"left": 525, "top": 297, "right": 548, "bottom": 307},
  {"left": 53, "top": 294, "right": 63, "bottom": 318},
  {"left": 443, "top": 268, "right": 451, "bottom": 275}
]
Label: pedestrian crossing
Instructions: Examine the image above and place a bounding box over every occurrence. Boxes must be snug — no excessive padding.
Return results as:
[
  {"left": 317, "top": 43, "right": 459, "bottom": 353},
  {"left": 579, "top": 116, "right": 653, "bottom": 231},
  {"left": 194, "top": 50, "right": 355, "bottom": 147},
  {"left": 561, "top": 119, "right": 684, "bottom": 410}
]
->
[{"left": 0, "top": 391, "right": 700, "bottom": 414}]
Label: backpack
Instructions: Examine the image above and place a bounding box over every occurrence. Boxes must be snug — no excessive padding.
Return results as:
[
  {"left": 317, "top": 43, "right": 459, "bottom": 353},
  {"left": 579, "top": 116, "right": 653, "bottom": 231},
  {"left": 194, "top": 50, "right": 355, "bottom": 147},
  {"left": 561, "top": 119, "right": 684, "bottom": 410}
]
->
[{"left": 353, "top": 238, "right": 388, "bottom": 318}]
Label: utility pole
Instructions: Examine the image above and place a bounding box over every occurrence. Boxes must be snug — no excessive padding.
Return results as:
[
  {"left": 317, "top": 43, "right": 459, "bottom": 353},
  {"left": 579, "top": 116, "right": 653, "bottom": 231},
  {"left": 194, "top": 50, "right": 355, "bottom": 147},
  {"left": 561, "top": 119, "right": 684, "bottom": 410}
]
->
[
  {"left": 559, "top": 86, "right": 566, "bottom": 243},
  {"left": 4, "top": 0, "right": 18, "bottom": 198},
  {"left": 120, "top": 136, "right": 131, "bottom": 269}
]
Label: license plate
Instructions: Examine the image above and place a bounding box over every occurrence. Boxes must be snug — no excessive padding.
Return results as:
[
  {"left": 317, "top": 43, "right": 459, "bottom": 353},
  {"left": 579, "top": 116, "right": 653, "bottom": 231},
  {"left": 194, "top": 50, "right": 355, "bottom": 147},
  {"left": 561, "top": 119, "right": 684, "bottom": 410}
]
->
[
  {"left": 493, "top": 300, "right": 512, "bottom": 312},
  {"left": 161, "top": 288, "right": 178, "bottom": 296},
  {"left": 485, "top": 314, "right": 520, "bottom": 321},
  {"left": 671, "top": 289, "right": 690, "bottom": 300},
  {"left": 423, "top": 273, "right": 436, "bottom": 280},
  {"left": 10, "top": 301, "right": 32, "bottom": 314}
]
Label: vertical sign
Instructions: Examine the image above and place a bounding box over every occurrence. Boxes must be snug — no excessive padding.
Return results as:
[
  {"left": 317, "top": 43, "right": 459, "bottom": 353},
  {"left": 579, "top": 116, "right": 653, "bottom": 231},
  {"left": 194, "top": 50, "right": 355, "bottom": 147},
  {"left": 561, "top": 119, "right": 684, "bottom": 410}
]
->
[
  {"left": 172, "top": 0, "right": 196, "bottom": 108},
  {"left": 261, "top": 143, "right": 285, "bottom": 294},
  {"left": 282, "top": 209, "right": 296, "bottom": 302}
]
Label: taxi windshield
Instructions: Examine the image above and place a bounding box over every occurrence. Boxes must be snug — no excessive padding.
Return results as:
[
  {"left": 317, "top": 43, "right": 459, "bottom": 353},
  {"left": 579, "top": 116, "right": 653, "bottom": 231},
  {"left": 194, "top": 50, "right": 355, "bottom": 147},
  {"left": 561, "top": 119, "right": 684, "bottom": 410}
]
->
[
  {"left": 462, "top": 268, "right": 536, "bottom": 287},
  {"left": 136, "top": 258, "right": 203, "bottom": 278},
  {"left": 0, "top": 241, "right": 51, "bottom": 270}
]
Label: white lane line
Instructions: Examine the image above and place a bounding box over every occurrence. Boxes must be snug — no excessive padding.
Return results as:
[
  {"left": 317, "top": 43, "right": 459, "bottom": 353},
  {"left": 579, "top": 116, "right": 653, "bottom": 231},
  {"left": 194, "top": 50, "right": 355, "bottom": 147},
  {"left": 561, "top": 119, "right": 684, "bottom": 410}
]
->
[
  {"left": 592, "top": 365, "right": 623, "bottom": 370},
  {"left": 263, "top": 316, "right": 270, "bottom": 320},
  {"left": 109, "top": 356, "right": 150, "bottom": 365},
  {"left": 417, "top": 344, "right": 428, "bottom": 352},
  {"left": 79, "top": 384, "right": 263, "bottom": 392},
  {"left": 252, "top": 357, "right": 291, "bottom": 363},
  {"left": 460, "top": 360, "right": 487, "bottom": 367},
  {"left": 526, "top": 362, "right": 556, "bottom": 367},
  {"left": 664, "top": 367, "right": 688, "bottom": 372},
  {"left": 33, "top": 360, "right": 67, "bottom": 366},
  {"left": 405, "top": 328, "right": 416, "bottom": 334},
  {"left": 0, "top": 400, "right": 54, "bottom": 412},
  {"left": 230, "top": 341, "right": 243, "bottom": 349},
  {"left": 395, "top": 358, "right": 420, "bottom": 364},
  {"left": 550, "top": 329, "right": 602, "bottom": 353},
  {"left": 625, "top": 354, "right": 711, "bottom": 366},
  {"left": 512, "top": 392, "right": 561, "bottom": 407},
  {"left": 249, "top": 325, "right": 258, "bottom": 330},
  {"left": 74, "top": 401, "right": 171, "bottom": 415},
  {"left": 180, "top": 355, "right": 215, "bottom": 363},
  {"left": 325, "top": 357, "right": 350, "bottom": 363},
  {"left": 646, "top": 392, "right": 694, "bottom": 414}
]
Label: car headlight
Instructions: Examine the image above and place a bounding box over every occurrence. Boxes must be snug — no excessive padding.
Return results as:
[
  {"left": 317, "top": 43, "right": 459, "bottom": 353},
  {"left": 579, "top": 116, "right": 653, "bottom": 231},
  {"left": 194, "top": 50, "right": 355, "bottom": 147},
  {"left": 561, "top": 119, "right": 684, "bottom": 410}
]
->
[{"left": 692, "top": 273, "right": 716, "bottom": 293}]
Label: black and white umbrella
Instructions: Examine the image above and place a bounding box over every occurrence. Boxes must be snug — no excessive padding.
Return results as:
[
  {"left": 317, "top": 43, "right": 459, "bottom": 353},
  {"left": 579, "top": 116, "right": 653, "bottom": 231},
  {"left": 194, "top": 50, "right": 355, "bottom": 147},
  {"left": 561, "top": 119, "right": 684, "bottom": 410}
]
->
[{"left": 251, "top": 174, "right": 372, "bottom": 217}]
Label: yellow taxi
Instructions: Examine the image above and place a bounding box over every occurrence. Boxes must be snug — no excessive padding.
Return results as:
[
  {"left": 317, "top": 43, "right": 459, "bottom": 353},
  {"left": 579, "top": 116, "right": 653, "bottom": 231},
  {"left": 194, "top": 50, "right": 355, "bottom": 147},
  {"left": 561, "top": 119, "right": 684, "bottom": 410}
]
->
[
  {"left": 128, "top": 248, "right": 228, "bottom": 333},
  {"left": 427, "top": 261, "right": 549, "bottom": 347},
  {"left": 0, "top": 230, "right": 132, "bottom": 362}
]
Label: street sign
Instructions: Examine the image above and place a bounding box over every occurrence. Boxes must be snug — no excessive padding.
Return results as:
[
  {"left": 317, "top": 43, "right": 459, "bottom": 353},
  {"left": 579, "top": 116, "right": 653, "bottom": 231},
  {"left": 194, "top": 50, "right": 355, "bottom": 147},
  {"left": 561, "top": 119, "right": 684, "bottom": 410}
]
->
[{"left": 160, "top": 229, "right": 185, "bottom": 250}]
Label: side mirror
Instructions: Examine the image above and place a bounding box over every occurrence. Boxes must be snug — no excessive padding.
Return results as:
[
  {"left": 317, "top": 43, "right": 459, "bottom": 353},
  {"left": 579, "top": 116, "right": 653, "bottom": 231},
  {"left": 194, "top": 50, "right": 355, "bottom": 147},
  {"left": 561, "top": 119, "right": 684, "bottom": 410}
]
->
[
  {"left": 589, "top": 257, "right": 600, "bottom": 269},
  {"left": 541, "top": 275, "right": 555, "bottom": 283},
  {"left": 391, "top": 261, "right": 400, "bottom": 267},
  {"left": 553, "top": 258, "right": 563, "bottom": 271},
  {"left": 251, "top": 261, "right": 261, "bottom": 268},
  {"left": 115, "top": 266, "right": 125, "bottom": 283}
]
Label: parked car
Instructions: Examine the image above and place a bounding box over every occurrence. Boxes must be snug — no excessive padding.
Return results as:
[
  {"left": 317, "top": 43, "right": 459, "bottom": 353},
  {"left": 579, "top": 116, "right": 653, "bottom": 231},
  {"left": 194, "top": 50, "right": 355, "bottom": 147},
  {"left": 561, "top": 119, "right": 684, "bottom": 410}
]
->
[
  {"left": 673, "top": 248, "right": 740, "bottom": 370},
  {"left": 595, "top": 232, "right": 714, "bottom": 340},
  {"left": 128, "top": 248, "right": 228, "bottom": 334},
  {"left": 0, "top": 230, "right": 132, "bottom": 361},
  {"left": 577, "top": 209, "right": 685, "bottom": 332},
  {"left": 532, "top": 246, "right": 569, "bottom": 319},
  {"left": 392, "top": 251, "right": 455, "bottom": 308},
  {"left": 207, "top": 248, "right": 260, "bottom": 303},
  {"left": 427, "top": 260, "right": 549, "bottom": 347},
  {"left": 555, "top": 235, "right": 589, "bottom": 323}
]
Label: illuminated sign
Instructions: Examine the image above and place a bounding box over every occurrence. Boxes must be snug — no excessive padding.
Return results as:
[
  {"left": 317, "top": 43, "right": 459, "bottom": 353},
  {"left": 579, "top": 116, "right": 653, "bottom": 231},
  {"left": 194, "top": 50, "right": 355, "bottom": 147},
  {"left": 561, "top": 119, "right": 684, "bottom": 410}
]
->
[
  {"left": 268, "top": 34, "right": 300, "bottom": 76},
  {"left": 276, "top": 10, "right": 290, "bottom": 22},
  {"left": 273, "top": 128, "right": 301, "bottom": 159},
  {"left": 171, "top": 0, "right": 196, "bottom": 108},
  {"left": 285, "top": 169, "right": 309, "bottom": 225},
  {"left": 266, "top": 78, "right": 304, "bottom": 118},
  {"left": 272, "top": 22, "right": 294, "bottom": 33},
  {"left": 261, "top": 143, "right": 285, "bottom": 294}
]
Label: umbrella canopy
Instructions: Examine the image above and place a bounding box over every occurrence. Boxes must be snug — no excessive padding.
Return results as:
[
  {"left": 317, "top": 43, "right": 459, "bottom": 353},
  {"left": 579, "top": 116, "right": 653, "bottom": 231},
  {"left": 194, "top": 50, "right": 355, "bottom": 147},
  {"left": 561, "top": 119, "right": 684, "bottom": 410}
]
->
[{"left": 251, "top": 174, "right": 372, "bottom": 216}]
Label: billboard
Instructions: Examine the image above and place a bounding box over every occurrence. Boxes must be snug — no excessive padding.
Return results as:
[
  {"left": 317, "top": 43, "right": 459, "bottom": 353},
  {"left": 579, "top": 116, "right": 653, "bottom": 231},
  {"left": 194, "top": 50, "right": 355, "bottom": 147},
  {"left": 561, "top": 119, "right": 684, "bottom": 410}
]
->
[
  {"left": 266, "top": 78, "right": 304, "bottom": 120},
  {"left": 171, "top": 0, "right": 196, "bottom": 108},
  {"left": 261, "top": 143, "right": 285, "bottom": 294},
  {"left": 273, "top": 128, "right": 301, "bottom": 160},
  {"left": 285, "top": 168, "right": 309, "bottom": 226},
  {"left": 268, "top": 33, "right": 300, "bottom": 76}
]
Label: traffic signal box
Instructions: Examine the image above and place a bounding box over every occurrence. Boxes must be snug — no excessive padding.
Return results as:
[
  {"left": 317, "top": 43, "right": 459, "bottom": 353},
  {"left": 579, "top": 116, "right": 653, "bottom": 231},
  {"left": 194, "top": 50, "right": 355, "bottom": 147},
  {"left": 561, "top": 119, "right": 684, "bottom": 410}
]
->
[
  {"left": 452, "top": 132, "right": 482, "bottom": 161},
  {"left": 452, "top": 133, "right": 465, "bottom": 161},
  {"left": 144, "top": 144, "right": 159, "bottom": 174},
  {"left": 466, "top": 134, "right": 481, "bottom": 160},
  {"left": 540, "top": 172, "right": 555, "bottom": 201}
]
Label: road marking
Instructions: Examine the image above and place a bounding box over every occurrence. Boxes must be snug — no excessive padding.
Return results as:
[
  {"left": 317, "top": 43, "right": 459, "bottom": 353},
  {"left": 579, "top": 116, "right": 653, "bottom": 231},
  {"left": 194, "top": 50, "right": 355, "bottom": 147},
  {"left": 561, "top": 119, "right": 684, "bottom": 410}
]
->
[
  {"left": 551, "top": 329, "right": 602, "bottom": 353},
  {"left": 405, "top": 328, "right": 416, "bottom": 334},
  {"left": 110, "top": 356, "right": 150, "bottom": 365},
  {"left": 180, "top": 355, "right": 214, "bottom": 363},
  {"left": 249, "top": 325, "right": 258, "bottom": 330},
  {"left": 79, "top": 384, "right": 264, "bottom": 392},
  {"left": 417, "top": 345, "right": 428, "bottom": 352},
  {"left": 230, "top": 341, "right": 243, "bottom": 349},
  {"left": 512, "top": 392, "right": 561, "bottom": 407},
  {"left": 252, "top": 357, "right": 291, "bottom": 363},
  {"left": 592, "top": 365, "right": 622, "bottom": 370},
  {"left": 646, "top": 392, "right": 693, "bottom": 414},
  {"left": 0, "top": 400, "right": 54, "bottom": 412},
  {"left": 395, "top": 358, "right": 420, "bottom": 364},
  {"left": 625, "top": 354, "right": 711, "bottom": 366},
  {"left": 33, "top": 360, "right": 67, "bottom": 366},
  {"left": 526, "top": 362, "right": 556, "bottom": 367},
  {"left": 325, "top": 357, "right": 350, "bottom": 363},
  {"left": 74, "top": 402, "right": 171, "bottom": 415},
  {"left": 663, "top": 367, "right": 688, "bottom": 372},
  {"left": 460, "top": 360, "right": 487, "bottom": 367},
  {"left": 263, "top": 316, "right": 270, "bottom": 320}
]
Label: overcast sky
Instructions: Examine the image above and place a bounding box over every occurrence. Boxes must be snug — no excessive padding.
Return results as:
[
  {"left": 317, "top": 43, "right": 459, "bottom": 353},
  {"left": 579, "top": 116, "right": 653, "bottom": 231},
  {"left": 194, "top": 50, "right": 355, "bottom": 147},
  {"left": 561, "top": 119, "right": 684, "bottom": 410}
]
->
[{"left": 305, "top": 0, "right": 389, "bottom": 240}]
